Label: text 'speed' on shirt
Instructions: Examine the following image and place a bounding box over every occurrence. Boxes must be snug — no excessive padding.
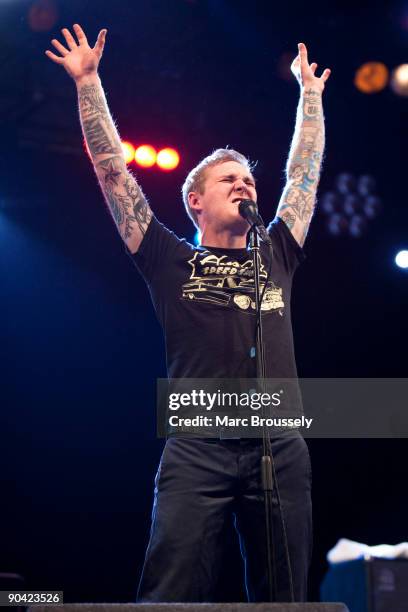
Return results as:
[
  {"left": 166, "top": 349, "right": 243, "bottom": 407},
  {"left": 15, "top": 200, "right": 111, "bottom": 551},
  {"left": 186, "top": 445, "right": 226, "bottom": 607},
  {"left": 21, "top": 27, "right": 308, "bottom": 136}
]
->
[{"left": 131, "top": 216, "right": 305, "bottom": 379}]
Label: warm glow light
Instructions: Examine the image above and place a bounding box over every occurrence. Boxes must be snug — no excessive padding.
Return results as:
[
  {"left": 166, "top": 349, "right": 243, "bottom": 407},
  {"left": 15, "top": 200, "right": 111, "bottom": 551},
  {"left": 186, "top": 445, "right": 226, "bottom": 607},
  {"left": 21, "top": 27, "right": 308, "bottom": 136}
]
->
[
  {"left": 121, "top": 141, "right": 135, "bottom": 164},
  {"left": 156, "top": 148, "right": 180, "bottom": 171},
  {"left": 135, "top": 145, "right": 157, "bottom": 168},
  {"left": 390, "top": 64, "right": 408, "bottom": 97},
  {"left": 354, "top": 62, "right": 389, "bottom": 93}
]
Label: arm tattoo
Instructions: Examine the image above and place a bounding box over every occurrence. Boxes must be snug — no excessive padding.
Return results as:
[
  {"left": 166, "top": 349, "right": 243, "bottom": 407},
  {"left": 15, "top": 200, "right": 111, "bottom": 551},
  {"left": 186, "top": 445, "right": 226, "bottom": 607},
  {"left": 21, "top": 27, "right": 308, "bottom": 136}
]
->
[
  {"left": 303, "top": 88, "right": 321, "bottom": 121},
  {"left": 280, "top": 211, "right": 297, "bottom": 231},
  {"left": 78, "top": 85, "right": 106, "bottom": 116},
  {"left": 278, "top": 89, "right": 325, "bottom": 246},
  {"left": 78, "top": 83, "right": 122, "bottom": 157},
  {"left": 106, "top": 186, "right": 125, "bottom": 227},
  {"left": 77, "top": 83, "right": 152, "bottom": 245},
  {"left": 82, "top": 116, "right": 122, "bottom": 156},
  {"left": 123, "top": 176, "right": 152, "bottom": 233},
  {"left": 97, "top": 156, "right": 152, "bottom": 241}
]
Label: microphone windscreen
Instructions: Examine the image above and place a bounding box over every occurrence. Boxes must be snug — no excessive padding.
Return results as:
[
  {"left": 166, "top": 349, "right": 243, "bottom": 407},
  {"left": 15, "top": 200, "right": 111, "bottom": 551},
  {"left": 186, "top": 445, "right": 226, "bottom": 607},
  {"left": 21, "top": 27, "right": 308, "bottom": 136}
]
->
[{"left": 238, "top": 199, "right": 258, "bottom": 221}]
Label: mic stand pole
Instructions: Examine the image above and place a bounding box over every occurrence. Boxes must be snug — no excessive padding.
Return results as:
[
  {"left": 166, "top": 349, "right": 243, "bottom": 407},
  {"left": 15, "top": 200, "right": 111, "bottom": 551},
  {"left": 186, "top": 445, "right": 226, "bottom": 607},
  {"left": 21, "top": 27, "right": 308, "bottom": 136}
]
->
[{"left": 248, "top": 226, "right": 277, "bottom": 602}]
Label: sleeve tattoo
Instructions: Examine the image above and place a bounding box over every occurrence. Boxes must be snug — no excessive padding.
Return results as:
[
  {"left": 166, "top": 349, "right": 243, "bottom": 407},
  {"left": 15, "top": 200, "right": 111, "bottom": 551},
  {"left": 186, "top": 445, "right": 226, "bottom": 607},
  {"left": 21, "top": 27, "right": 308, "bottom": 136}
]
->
[
  {"left": 278, "top": 88, "right": 325, "bottom": 246},
  {"left": 78, "top": 84, "right": 152, "bottom": 244},
  {"left": 97, "top": 156, "right": 152, "bottom": 240}
]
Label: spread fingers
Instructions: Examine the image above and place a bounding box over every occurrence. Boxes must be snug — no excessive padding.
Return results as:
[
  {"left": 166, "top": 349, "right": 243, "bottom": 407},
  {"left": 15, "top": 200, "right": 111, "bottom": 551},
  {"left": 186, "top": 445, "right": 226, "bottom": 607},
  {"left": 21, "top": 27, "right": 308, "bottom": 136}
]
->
[
  {"left": 51, "top": 39, "right": 69, "bottom": 56},
  {"left": 61, "top": 28, "right": 78, "bottom": 50}
]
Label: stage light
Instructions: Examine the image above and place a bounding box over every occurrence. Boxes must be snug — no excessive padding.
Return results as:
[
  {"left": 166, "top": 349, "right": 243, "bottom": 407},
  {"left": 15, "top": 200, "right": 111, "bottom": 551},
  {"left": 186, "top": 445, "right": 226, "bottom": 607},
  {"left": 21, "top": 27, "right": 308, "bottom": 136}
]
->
[
  {"left": 343, "top": 194, "right": 362, "bottom": 216},
  {"left": 395, "top": 250, "right": 408, "bottom": 269},
  {"left": 28, "top": 0, "right": 58, "bottom": 32},
  {"left": 135, "top": 145, "right": 157, "bottom": 168},
  {"left": 327, "top": 214, "right": 348, "bottom": 236},
  {"left": 156, "top": 148, "right": 180, "bottom": 171},
  {"left": 335, "top": 173, "right": 356, "bottom": 195},
  {"left": 390, "top": 64, "right": 408, "bottom": 97},
  {"left": 354, "top": 62, "right": 389, "bottom": 94},
  {"left": 121, "top": 141, "right": 135, "bottom": 164},
  {"left": 349, "top": 214, "right": 367, "bottom": 238},
  {"left": 363, "top": 195, "right": 382, "bottom": 219},
  {"left": 321, "top": 172, "right": 382, "bottom": 238},
  {"left": 321, "top": 192, "right": 340, "bottom": 214},
  {"left": 357, "top": 175, "right": 376, "bottom": 197}
]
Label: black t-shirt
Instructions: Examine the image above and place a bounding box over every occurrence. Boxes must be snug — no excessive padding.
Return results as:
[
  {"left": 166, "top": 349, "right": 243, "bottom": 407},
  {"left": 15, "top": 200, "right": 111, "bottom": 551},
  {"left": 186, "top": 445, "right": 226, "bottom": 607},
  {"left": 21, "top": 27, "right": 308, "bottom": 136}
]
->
[{"left": 132, "top": 215, "right": 304, "bottom": 380}]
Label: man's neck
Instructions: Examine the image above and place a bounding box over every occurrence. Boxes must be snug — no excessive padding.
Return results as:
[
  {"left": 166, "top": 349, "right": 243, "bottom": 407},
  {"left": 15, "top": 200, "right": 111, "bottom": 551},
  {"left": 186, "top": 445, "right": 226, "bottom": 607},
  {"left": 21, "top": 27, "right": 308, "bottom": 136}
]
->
[{"left": 200, "top": 227, "right": 247, "bottom": 249}]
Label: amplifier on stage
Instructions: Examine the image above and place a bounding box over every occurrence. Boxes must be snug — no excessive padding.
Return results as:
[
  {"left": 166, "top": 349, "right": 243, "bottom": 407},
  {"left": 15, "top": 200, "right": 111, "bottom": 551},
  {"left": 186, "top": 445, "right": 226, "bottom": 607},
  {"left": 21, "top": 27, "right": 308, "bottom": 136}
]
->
[{"left": 321, "top": 557, "right": 408, "bottom": 612}]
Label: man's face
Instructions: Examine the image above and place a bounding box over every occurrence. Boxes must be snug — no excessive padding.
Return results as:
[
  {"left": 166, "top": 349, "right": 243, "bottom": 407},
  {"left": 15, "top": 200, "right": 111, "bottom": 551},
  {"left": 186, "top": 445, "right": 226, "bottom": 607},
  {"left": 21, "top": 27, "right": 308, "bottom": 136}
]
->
[{"left": 189, "top": 161, "right": 257, "bottom": 234}]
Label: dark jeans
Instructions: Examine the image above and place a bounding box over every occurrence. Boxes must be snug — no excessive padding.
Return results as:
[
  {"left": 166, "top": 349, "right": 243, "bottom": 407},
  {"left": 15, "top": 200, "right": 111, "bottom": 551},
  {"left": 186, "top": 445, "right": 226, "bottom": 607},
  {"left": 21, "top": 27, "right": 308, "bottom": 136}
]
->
[{"left": 137, "top": 433, "right": 312, "bottom": 602}]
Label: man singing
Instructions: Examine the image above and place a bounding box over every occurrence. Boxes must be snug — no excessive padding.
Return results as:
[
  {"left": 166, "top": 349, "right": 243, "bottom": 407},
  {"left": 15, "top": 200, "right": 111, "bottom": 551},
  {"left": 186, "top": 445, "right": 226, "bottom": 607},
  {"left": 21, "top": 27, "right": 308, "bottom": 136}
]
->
[{"left": 46, "top": 24, "right": 330, "bottom": 602}]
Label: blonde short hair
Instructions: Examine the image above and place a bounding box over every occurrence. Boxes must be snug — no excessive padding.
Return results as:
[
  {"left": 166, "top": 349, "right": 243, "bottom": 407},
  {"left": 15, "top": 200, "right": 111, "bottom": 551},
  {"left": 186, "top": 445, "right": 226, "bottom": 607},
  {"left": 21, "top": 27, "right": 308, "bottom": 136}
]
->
[{"left": 181, "top": 148, "right": 255, "bottom": 228}]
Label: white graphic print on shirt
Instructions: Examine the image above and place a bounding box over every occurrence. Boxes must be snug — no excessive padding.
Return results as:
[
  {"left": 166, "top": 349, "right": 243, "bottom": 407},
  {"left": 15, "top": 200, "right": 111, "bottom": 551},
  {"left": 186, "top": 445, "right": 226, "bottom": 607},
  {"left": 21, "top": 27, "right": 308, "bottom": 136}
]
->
[{"left": 181, "top": 250, "right": 284, "bottom": 314}]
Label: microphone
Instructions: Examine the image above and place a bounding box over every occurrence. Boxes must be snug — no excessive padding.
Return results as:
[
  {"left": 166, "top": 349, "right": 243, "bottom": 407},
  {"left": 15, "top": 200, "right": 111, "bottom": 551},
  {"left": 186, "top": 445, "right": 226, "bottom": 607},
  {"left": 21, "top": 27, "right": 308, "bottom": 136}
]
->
[{"left": 238, "top": 200, "right": 272, "bottom": 245}]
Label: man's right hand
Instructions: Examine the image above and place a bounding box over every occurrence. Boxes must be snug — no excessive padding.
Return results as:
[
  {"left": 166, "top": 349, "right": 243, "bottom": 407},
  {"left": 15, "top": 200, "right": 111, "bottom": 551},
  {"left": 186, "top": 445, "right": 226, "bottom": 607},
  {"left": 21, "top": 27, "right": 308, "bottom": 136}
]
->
[
  {"left": 45, "top": 24, "right": 106, "bottom": 84},
  {"left": 45, "top": 23, "right": 152, "bottom": 253}
]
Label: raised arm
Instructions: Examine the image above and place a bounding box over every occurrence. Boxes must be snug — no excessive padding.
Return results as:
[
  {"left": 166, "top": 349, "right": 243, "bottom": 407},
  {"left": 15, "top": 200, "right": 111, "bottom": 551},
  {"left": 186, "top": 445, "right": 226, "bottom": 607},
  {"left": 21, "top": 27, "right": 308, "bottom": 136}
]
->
[
  {"left": 276, "top": 43, "right": 331, "bottom": 247},
  {"left": 45, "top": 24, "right": 152, "bottom": 254}
]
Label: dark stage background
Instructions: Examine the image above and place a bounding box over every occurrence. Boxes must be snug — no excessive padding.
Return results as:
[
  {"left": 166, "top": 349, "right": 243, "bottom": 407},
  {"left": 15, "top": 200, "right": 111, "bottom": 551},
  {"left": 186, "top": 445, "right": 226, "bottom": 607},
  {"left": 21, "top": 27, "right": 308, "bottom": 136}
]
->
[{"left": 1, "top": 0, "right": 407, "bottom": 604}]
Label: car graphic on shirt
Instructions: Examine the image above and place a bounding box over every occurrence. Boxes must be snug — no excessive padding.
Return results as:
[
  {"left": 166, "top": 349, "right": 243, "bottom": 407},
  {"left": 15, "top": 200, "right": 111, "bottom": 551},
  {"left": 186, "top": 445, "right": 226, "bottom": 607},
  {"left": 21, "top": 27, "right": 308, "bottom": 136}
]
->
[
  {"left": 181, "top": 250, "right": 285, "bottom": 313},
  {"left": 181, "top": 278, "right": 284, "bottom": 312}
]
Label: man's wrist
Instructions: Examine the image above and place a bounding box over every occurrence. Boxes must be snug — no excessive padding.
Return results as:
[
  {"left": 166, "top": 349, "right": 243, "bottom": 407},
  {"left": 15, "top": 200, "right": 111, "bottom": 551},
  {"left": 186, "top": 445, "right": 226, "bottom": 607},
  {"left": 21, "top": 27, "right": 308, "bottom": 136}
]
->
[
  {"left": 75, "top": 73, "right": 101, "bottom": 89},
  {"left": 300, "top": 85, "right": 323, "bottom": 96}
]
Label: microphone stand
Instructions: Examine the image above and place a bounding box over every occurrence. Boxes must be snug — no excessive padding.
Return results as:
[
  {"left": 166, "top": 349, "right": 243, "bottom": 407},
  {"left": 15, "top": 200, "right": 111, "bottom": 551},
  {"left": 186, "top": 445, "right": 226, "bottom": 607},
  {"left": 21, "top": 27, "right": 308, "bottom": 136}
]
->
[{"left": 248, "top": 226, "right": 277, "bottom": 602}]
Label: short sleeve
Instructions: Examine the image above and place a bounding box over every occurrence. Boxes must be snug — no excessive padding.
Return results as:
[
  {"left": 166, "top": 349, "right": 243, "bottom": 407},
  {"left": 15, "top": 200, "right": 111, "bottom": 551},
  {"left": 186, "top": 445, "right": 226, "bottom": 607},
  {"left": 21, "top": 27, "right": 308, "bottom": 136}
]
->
[
  {"left": 267, "top": 216, "right": 306, "bottom": 276},
  {"left": 129, "top": 216, "right": 185, "bottom": 284}
]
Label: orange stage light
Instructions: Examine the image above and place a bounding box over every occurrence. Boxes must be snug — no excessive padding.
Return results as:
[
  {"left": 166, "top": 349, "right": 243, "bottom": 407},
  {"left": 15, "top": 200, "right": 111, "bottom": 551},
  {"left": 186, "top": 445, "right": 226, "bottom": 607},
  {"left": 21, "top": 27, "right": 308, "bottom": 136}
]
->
[
  {"left": 135, "top": 145, "right": 157, "bottom": 168},
  {"left": 354, "top": 62, "right": 389, "bottom": 94},
  {"left": 121, "top": 141, "right": 136, "bottom": 164},
  {"left": 156, "top": 148, "right": 180, "bottom": 171}
]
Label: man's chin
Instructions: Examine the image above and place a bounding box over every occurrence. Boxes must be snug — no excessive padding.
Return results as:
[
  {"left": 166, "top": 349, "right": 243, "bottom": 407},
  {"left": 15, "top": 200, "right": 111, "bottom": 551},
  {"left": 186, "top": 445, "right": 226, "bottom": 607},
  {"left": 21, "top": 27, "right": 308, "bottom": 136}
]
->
[{"left": 228, "top": 215, "right": 251, "bottom": 235}]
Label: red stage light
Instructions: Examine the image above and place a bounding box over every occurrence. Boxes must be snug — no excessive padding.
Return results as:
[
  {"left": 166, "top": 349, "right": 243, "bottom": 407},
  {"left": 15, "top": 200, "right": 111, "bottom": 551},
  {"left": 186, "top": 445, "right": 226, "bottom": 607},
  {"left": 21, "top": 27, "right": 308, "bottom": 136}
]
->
[
  {"left": 156, "top": 148, "right": 180, "bottom": 171},
  {"left": 121, "top": 141, "right": 135, "bottom": 164},
  {"left": 135, "top": 145, "right": 157, "bottom": 168},
  {"left": 83, "top": 140, "right": 180, "bottom": 171}
]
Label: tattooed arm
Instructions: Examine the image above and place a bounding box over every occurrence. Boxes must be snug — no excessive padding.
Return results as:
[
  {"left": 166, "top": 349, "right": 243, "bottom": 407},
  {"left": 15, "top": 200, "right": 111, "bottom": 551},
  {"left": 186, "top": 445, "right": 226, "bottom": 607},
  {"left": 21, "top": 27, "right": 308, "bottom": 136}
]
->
[
  {"left": 46, "top": 24, "right": 152, "bottom": 253},
  {"left": 77, "top": 75, "right": 152, "bottom": 252},
  {"left": 277, "top": 43, "right": 331, "bottom": 247}
]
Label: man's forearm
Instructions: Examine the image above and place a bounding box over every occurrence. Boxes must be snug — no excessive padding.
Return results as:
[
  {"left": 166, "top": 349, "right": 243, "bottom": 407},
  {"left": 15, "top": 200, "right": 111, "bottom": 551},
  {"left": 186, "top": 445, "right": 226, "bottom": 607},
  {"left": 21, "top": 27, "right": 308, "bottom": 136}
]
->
[
  {"left": 77, "top": 73, "right": 124, "bottom": 163},
  {"left": 76, "top": 74, "right": 152, "bottom": 251},
  {"left": 278, "top": 89, "right": 325, "bottom": 245}
]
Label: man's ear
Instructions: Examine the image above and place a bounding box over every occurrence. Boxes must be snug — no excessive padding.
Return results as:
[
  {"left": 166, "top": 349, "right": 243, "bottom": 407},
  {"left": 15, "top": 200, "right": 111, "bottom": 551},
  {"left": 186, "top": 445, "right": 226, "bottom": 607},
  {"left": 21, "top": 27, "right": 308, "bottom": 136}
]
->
[{"left": 188, "top": 192, "right": 202, "bottom": 216}]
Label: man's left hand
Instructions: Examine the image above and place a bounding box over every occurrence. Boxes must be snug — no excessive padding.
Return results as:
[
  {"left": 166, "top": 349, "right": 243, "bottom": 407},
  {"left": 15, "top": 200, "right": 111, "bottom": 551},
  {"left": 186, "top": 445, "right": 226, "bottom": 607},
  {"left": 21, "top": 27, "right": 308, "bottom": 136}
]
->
[{"left": 291, "top": 42, "right": 331, "bottom": 93}]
